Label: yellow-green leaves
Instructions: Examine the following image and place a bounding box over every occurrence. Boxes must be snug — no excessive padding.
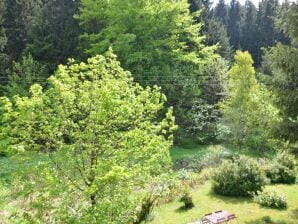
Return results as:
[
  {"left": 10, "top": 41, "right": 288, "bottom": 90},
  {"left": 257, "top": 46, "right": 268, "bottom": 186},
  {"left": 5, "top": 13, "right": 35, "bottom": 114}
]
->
[
  {"left": 220, "top": 51, "right": 280, "bottom": 150},
  {"left": 1, "top": 51, "right": 176, "bottom": 222}
]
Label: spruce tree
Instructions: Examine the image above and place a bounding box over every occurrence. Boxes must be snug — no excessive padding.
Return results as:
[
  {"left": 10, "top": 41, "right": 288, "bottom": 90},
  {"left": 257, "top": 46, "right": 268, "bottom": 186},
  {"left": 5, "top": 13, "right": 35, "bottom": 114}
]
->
[
  {"left": 26, "top": 0, "right": 80, "bottom": 71},
  {"left": 0, "top": 0, "right": 8, "bottom": 78},
  {"left": 214, "top": 0, "right": 228, "bottom": 26},
  {"left": 227, "top": 0, "right": 241, "bottom": 48},
  {"left": 262, "top": 3, "right": 298, "bottom": 141},
  {"left": 2, "top": 0, "right": 41, "bottom": 62},
  {"left": 241, "top": 0, "right": 257, "bottom": 60}
]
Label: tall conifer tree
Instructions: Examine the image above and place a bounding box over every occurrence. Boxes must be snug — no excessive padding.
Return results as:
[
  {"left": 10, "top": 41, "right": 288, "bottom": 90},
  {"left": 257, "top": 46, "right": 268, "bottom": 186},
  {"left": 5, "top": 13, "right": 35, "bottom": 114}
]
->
[
  {"left": 214, "top": 0, "right": 228, "bottom": 26},
  {"left": 228, "top": 0, "right": 241, "bottom": 48}
]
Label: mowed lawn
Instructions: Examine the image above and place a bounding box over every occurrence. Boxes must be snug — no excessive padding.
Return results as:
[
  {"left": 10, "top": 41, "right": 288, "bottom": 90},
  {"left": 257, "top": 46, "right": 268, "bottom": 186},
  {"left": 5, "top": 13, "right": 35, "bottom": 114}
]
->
[{"left": 150, "top": 182, "right": 298, "bottom": 224}]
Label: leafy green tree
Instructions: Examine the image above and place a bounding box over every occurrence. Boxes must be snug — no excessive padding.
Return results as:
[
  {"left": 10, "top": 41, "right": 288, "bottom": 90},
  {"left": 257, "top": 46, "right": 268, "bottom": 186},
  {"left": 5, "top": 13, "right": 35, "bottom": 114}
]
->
[
  {"left": 187, "top": 58, "right": 229, "bottom": 144},
  {"left": 277, "top": 2, "right": 298, "bottom": 45},
  {"left": 78, "top": 0, "right": 215, "bottom": 136},
  {"left": 0, "top": 51, "right": 176, "bottom": 223},
  {"left": 220, "top": 51, "right": 279, "bottom": 150}
]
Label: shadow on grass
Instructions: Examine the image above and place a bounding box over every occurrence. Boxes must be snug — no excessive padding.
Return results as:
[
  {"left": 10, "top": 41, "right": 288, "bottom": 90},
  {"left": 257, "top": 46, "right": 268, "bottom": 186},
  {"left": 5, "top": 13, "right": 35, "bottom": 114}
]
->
[
  {"left": 174, "top": 206, "right": 194, "bottom": 213},
  {"left": 244, "top": 216, "right": 290, "bottom": 224},
  {"left": 206, "top": 189, "right": 252, "bottom": 205},
  {"left": 290, "top": 208, "right": 298, "bottom": 219}
]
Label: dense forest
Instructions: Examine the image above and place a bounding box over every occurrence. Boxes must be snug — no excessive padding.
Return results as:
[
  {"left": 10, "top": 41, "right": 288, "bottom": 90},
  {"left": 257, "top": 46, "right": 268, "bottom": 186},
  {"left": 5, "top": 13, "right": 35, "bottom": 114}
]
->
[{"left": 0, "top": 0, "right": 297, "bottom": 223}]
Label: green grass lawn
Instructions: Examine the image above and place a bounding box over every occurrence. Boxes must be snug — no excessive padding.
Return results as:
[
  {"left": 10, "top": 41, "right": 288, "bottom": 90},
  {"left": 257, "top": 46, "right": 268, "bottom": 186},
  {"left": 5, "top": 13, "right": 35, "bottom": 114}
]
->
[
  {"left": 150, "top": 182, "right": 298, "bottom": 224},
  {"left": 170, "top": 143, "right": 276, "bottom": 162},
  {"left": 170, "top": 144, "right": 210, "bottom": 161}
]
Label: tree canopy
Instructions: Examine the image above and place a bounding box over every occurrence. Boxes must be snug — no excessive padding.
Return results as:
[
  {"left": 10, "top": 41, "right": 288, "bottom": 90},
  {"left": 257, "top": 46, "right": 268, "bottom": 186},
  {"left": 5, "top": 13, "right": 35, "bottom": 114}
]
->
[{"left": 0, "top": 51, "right": 176, "bottom": 223}]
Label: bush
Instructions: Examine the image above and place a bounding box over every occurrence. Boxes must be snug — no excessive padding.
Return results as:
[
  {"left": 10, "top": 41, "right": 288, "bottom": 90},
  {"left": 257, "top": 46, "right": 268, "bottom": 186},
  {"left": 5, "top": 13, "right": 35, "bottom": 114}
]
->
[
  {"left": 264, "top": 153, "right": 296, "bottom": 184},
  {"left": 187, "top": 101, "right": 221, "bottom": 144},
  {"left": 254, "top": 190, "right": 288, "bottom": 209},
  {"left": 212, "top": 156, "right": 267, "bottom": 197},
  {"left": 264, "top": 163, "right": 296, "bottom": 184},
  {"left": 276, "top": 153, "right": 296, "bottom": 170},
  {"left": 179, "top": 193, "right": 194, "bottom": 209}
]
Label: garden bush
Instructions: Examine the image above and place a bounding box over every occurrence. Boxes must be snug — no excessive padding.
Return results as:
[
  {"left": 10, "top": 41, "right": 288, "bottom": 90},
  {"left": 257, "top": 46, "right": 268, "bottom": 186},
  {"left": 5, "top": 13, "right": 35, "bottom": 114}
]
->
[
  {"left": 212, "top": 156, "right": 267, "bottom": 196},
  {"left": 179, "top": 193, "right": 194, "bottom": 209},
  {"left": 264, "top": 153, "right": 296, "bottom": 184},
  {"left": 276, "top": 153, "right": 296, "bottom": 170},
  {"left": 254, "top": 190, "right": 288, "bottom": 209},
  {"left": 264, "top": 163, "right": 296, "bottom": 184}
]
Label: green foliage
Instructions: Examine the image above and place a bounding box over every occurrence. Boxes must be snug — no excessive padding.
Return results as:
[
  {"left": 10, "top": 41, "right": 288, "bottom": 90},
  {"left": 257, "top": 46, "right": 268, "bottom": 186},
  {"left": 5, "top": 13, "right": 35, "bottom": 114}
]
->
[
  {"left": 240, "top": 1, "right": 258, "bottom": 61},
  {"left": 220, "top": 51, "right": 280, "bottom": 150},
  {"left": 262, "top": 44, "right": 298, "bottom": 142},
  {"left": 173, "top": 145, "right": 232, "bottom": 172},
  {"left": 204, "top": 19, "right": 232, "bottom": 60},
  {"left": 187, "top": 101, "right": 220, "bottom": 144},
  {"left": 78, "top": 0, "right": 215, "bottom": 135},
  {"left": 6, "top": 54, "right": 48, "bottom": 97},
  {"left": 0, "top": 51, "right": 177, "bottom": 223},
  {"left": 187, "top": 58, "right": 228, "bottom": 144},
  {"left": 227, "top": 0, "right": 241, "bottom": 48},
  {"left": 214, "top": 0, "right": 228, "bottom": 26},
  {"left": 2, "top": 0, "right": 42, "bottom": 61},
  {"left": 212, "top": 156, "right": 267, "bottom": 197},
  {"left": 277, "top": 3, "right": 298, "bottom": 45},
  {"left": 26, "top": 0, "right": 80, "bottom": 70},
  {"left": 254, "top": 190, "right": 288, "bottom": 209},
  {"left": 276, "top": 153, "right": 296, "bottom": 170},
  {"left": 264, "top": 153, "right": 296, "bottom": 184},
  {"left": 264, "top": 164, "right": 296, "bottom": 184},
  {"left": 0, "top": 0, "right": 8, "bottom": 77},
  {"left": 179, "top": 192, "right": 195, "bottom": 209}
]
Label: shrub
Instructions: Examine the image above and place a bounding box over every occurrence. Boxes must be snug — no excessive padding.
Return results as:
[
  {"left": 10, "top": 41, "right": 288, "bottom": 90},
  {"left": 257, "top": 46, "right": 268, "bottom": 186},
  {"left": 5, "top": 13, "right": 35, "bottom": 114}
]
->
[
  {"left": 179, "top": 193, "right": 194, "bottom": 209},
  {"left": 187, "top": 101, "right": 221, "bottom": 144},
  {"left": 254, "top": 190, "right": 288, "bottom": 209},
  {"left": 212, "top": 156, "right": 267, "bottom": 196},
  {"left": 264, "top": 153, "right": 296, "bottom": 184},
  {"left": 276, "top": 153, "right": 296, "bottom": 170},
  {"left": 264, "top": 163, "right": 296, "bottom": 184}
]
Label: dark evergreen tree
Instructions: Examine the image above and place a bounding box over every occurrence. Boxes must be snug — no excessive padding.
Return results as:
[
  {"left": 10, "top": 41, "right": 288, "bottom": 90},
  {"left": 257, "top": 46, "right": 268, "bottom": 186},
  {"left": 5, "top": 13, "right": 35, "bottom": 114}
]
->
[
  {"left": 3, "top": 0, "right": 26, "bottom": 61},
  {"left": 3, "top": 0, "right": 41, "bottom": 62},
  {"left": 241, "top": 0, "right": 257, "bottom": 60},
  {"left": 189, "top": 0, "right": 232, "bottom": 59},
  {"left": 26, "top": 0, "right": 80, "bottom": 71},
  {"left": 214, "top": 0, "right": 228, "bottom": 26},
  {"left": 262, "top": 3, "right": 298, "bottom": 142},
  {"left": 0, "top": 0, "right": 8, "bottom": 78},
  {"left": 254, "top": 0, "right": 289, "bottom": 65},
  {"left": 227, "top": 0, "right": 241, "bottom": 48},
  {"left": 205, "top": 19, "right": 232, "bottom": 60},
  {"left": 189, "top": 0, "right": 200, "bottom": 13}
]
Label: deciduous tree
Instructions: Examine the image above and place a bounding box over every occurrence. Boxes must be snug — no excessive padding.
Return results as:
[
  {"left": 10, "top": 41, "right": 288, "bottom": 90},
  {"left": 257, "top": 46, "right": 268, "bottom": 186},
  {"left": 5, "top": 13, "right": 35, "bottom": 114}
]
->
[
  {"left": 0, "top": 51, "right": 176, "bottom": 222},
  {"left": 77, "top": 0, "right": 215, "bottom": 136}
]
